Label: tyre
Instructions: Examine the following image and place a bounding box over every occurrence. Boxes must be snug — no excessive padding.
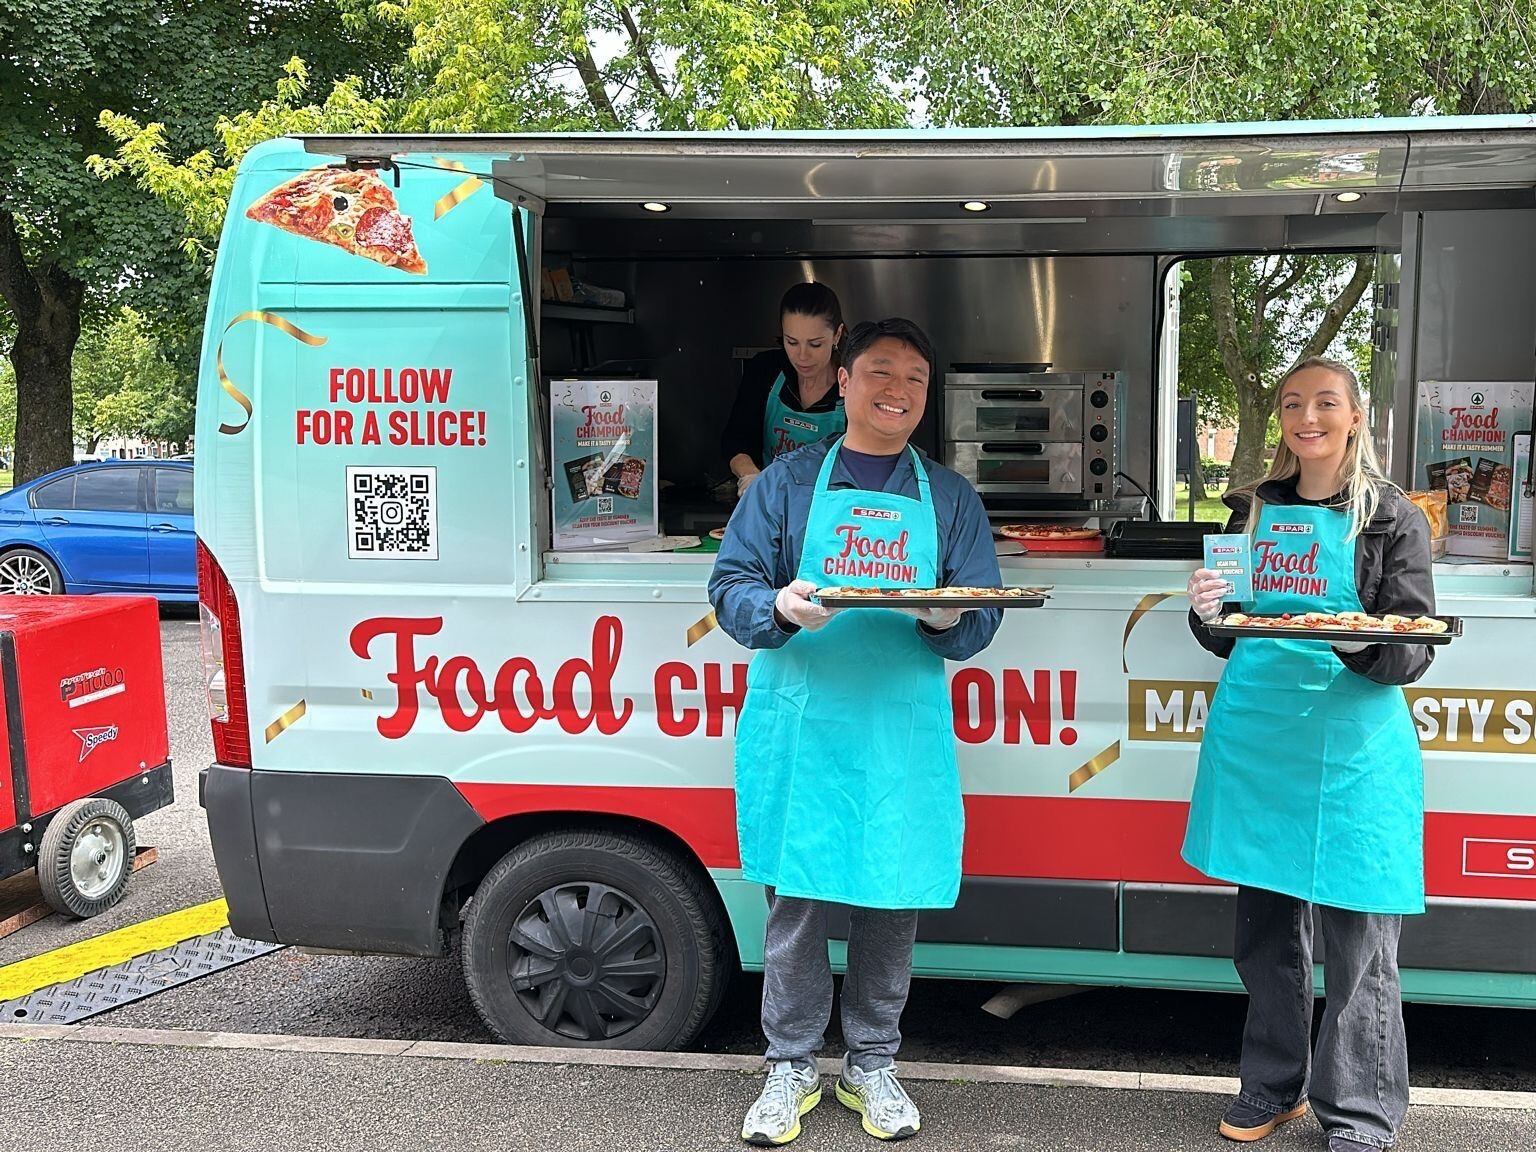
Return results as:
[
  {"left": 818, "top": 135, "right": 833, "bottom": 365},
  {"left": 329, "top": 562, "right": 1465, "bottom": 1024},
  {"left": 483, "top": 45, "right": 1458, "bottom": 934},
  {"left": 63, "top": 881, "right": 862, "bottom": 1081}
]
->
[
  {"left": 462, "top": 828, "right": 732, "bottom": 1050},
  {"left": 37, "top": 798, "right": 137, "bottom": 918},
  {"left": 0, "top": 547, "right": 62, "bottom": 595}
]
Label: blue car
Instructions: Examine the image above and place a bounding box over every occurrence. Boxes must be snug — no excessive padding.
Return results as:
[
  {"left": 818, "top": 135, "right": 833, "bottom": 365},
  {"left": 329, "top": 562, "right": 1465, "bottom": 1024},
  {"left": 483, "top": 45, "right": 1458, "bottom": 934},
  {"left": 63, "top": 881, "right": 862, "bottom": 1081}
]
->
[{"left": 0, "top": 460, "right": 195, "bottom": 602}]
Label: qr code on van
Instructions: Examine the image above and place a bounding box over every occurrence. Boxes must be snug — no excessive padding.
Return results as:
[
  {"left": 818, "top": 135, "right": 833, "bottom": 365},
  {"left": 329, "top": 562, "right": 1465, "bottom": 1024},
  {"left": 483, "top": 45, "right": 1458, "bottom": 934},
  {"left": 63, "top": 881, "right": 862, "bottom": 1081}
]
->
[{"left": 346, "top": 467, "right": 438, "bottom": 560}]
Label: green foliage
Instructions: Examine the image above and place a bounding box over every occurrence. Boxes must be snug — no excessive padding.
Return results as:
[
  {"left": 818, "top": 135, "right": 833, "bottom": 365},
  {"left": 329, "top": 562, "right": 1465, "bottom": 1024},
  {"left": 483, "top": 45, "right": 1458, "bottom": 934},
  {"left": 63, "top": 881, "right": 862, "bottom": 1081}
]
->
[
  {"left": 342, "top": 0, "right": 909, "bottom": 131},
  {"left": 92, "top": 58, "right": 390, "bottom": 256},
  {"left": 1199, "top": 457, "right": 1230, "bottom": 481},
  {"left": 72, "top": 306, "right": 191, "bottom": 448}
]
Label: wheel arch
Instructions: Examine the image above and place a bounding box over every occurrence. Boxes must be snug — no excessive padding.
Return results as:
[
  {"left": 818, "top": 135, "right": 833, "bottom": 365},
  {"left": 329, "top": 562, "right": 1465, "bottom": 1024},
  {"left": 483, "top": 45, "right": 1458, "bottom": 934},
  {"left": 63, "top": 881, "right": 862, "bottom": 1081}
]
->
[
  {"left": 0, "top": 541, "right": 69, "bottom": 591},
  {"left": 440, "top": 804, "right": 737, "bottom": 970}
]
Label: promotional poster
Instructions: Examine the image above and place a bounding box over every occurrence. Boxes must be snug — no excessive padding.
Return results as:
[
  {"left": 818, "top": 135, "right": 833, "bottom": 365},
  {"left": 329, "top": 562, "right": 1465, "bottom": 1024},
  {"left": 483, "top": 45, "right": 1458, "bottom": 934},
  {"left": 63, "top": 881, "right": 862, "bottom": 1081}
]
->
[
  {"left": 1413, "top": 381, "right": 1535, "bottom": 558},
  {"left": 550, "top": 378, "right": 659, "bottom": 549}
]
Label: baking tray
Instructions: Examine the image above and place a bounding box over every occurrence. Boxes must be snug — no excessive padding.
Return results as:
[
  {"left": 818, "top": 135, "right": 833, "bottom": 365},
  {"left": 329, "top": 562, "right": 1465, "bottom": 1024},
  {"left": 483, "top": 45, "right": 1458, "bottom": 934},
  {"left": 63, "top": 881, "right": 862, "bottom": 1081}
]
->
[
  {"left": 1205, "top": 615, "right": 1463, "bottom": 646},
  {"left": 815, "top": 588, "right": 1048, "bottom": 609}
]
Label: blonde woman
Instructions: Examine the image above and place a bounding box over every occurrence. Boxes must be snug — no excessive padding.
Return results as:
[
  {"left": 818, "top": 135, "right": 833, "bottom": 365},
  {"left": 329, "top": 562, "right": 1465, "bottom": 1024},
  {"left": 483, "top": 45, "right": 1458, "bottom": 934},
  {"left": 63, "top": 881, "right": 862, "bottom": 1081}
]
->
[{"left": 1183, "top": 358, "right": 1435, "bottom": 1152}]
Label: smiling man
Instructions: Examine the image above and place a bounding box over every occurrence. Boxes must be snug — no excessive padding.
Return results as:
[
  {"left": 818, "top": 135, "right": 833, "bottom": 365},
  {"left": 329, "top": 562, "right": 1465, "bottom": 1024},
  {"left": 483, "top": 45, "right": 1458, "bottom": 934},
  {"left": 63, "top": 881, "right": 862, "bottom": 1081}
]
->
[{"left": 709, "top": 318, "right": 1002, "bottom": 1146}]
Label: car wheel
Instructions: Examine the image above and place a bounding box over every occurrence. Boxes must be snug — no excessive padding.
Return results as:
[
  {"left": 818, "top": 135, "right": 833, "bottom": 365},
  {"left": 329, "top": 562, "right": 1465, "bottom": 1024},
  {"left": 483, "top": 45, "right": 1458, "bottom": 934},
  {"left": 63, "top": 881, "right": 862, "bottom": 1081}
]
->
[
  {"left": 37, "top": 798, "right": 137, "bottom": 918},
  {"left": 462, "top": 828, "right": 732, "bottom": 1050},
  {"left": 0, "top": 547, "right": 62, "bottom": 595}
]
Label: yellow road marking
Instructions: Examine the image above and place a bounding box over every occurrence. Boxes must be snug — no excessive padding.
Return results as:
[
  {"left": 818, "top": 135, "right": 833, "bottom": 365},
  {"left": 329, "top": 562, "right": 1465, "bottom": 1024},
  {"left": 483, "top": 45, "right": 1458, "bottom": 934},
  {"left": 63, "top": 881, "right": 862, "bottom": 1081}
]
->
[{"left": 0, "top": 898, "right": 229, "bottom": 1002}]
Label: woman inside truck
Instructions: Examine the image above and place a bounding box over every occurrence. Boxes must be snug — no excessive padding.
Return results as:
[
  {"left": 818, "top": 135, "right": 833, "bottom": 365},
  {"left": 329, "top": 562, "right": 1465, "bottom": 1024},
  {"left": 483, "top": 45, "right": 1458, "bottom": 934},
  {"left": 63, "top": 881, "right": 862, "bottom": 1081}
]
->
[
  {"left": 1183, "top": 356, "right": 1435, "bottom": 1152},
  {"left": 722, "top": 282, "right": 847, "bottom": 496}
]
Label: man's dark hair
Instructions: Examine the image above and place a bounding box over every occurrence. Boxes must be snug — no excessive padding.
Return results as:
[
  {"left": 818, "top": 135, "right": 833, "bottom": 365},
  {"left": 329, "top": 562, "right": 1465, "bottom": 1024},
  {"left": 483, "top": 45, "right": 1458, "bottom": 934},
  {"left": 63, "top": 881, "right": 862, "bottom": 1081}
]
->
[{"left": 841, "top": 318, "right": 936, "bottom": 378}]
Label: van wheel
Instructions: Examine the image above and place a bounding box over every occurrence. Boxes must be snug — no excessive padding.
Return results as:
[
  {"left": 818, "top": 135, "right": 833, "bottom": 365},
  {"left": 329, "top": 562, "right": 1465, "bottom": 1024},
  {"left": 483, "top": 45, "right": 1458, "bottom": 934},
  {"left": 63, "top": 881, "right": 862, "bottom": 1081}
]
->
[
  {"left": 462, "top": 828, "right": 731, "bottom": 1050},
  {"left": 37, "top": 798, "right": 137, "bottom": 918}
]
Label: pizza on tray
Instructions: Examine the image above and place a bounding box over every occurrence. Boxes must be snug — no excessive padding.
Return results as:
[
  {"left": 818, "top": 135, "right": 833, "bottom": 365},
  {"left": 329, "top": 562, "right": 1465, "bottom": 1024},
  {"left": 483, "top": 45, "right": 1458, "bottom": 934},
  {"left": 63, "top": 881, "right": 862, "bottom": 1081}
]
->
[
  {"left": 818, "top": 586, "right": 1046, "bottom": 599},
  {"left": 246, "top": 167, "right": 428, "bottom": 274},
  {"left": 1221, "top": 611, "right": 1448, "bottom": 635},
  {"left": 994, "top": 523, "right": 1100, "bottom": 541}
]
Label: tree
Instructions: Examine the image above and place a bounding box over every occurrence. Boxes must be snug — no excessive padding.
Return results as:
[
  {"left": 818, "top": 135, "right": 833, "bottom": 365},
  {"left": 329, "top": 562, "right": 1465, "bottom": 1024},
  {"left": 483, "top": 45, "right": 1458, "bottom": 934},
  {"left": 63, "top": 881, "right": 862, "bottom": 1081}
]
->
[
  {"left": 72, "top": 307, "right": 190, "bottom": 452},
  {"left": 348, "top": 0, "right": 907, "bottom": 131},
  {"left": 0, "top": 1, "right": 406, "bottom": 483}
]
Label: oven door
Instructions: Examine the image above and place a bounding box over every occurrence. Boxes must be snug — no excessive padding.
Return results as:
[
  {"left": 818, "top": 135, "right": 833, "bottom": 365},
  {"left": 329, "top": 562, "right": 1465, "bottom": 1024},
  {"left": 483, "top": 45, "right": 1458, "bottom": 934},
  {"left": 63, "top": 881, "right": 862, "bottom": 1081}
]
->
[
  {"left": 948, "top": 442, "right": 1084, "bottom": 495},
  {"left": 944, "top": 387, "right": 1084, "bottom": 443}
]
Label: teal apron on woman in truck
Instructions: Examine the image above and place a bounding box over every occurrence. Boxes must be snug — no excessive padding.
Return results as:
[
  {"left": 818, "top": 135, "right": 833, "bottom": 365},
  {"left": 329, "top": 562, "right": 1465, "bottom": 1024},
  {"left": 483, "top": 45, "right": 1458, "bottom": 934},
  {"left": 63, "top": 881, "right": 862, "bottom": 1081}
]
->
[
  {"left": 735, "top": 438, "right": 961, "bottom": 909},
  {"left": 762, "top": 372, "right": 847, "bottom": 462},
  {"left": 1182, "top": 502, "right": 1425, "bottom": 914}
]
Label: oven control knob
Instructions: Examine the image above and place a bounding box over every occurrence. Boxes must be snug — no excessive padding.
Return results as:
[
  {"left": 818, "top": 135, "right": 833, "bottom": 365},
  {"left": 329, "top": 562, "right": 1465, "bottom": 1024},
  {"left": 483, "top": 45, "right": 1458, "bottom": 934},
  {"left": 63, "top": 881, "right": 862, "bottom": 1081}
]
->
[
  {"left": 1089, "top": 458, "right": 1109, "bottom": 476},
  {"left": 1089, "top": 424, "right": 1109, "bottom": 442},
  {"left": 1089, "top": 389, "right": 1109, "bottom": 409}
]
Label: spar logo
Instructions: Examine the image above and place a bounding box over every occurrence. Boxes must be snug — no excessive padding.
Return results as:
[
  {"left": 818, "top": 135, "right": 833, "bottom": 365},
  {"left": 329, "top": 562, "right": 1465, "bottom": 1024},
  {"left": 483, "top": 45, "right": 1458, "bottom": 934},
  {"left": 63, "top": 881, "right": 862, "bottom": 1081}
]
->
[
  {"left": 851, "top": 507, "right": 901, "bottom": 521},
  {"left": 1272, "top": 523, "right": 1313, "bottom": 534},
  {"left": 72, "top": 725, "right": 119, "bottom": 762},
  {"left": 782, "top": 416, "right": 817, "bottom": 432},
  {"left": 59, "top": 667, "right": 126, "bottom": 709}
]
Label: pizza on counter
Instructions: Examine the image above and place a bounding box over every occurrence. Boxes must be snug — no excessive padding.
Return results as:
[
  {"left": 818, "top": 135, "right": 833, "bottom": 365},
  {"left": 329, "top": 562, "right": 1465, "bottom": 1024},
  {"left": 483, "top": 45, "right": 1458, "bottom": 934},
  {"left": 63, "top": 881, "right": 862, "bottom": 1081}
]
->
[
  {"left": 246, "top": 167, "right": 428, "bottom": 274},
  {"left": 994, "top": 523, "right": 1100, "bottom": 541},
  {"left": 1221, "top": 610, "right": 1448, "bottom": 635}
]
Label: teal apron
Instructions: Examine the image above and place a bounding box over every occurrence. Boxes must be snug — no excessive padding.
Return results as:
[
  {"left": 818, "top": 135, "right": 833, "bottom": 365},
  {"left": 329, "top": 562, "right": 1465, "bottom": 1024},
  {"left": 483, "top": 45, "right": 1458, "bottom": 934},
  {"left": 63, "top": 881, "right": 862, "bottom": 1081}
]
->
[
  {"left": 734, "top": 439, "right": 961, "bottom": 909},
  {"left": 1182, "top": 503, "right": 1425, "bottom": 914},
  {"left": 763, "top": 372, "right": 846, "bottom": 462}
]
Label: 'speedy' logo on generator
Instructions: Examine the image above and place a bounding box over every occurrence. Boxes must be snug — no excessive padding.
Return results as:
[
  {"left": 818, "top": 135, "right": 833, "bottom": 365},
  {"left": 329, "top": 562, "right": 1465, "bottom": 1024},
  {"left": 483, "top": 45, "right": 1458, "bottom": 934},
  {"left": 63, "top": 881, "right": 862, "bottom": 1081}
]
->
[{"left": 72, "top": 724, "right": 120, "bottom": 762}]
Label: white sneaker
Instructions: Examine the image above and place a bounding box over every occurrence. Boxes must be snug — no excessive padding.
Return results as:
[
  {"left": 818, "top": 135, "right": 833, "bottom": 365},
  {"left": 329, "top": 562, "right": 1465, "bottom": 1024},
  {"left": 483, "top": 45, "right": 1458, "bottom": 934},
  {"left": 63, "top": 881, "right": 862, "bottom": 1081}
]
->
[
  {"left": 742, "top": 1060, "right": 822, "bottom": 1146},
  {"left": 835, "top": 1061, "right": 921, "bottom": 1140}
]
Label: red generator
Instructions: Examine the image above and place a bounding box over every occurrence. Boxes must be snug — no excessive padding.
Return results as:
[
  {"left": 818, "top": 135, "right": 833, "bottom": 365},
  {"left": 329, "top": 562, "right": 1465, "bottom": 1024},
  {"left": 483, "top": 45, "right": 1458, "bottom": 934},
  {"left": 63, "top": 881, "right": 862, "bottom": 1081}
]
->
[{"left": 0, "top": 597, "right": 171, "bottom": 918}]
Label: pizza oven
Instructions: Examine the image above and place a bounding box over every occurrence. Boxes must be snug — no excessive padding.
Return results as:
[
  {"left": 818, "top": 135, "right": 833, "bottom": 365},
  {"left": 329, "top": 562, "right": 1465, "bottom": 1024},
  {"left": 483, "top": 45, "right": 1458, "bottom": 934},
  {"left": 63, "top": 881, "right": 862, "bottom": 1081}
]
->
[{"left": 941, "top": 366, "right": 1123, "bottom": 508}]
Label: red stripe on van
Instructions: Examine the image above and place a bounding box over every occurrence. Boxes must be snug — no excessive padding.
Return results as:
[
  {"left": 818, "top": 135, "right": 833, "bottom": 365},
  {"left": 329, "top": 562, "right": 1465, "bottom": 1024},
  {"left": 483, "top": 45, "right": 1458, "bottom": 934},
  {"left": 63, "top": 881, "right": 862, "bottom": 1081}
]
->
[{"left": 453, "top": 783, "right": 1536, "bottom": 901}]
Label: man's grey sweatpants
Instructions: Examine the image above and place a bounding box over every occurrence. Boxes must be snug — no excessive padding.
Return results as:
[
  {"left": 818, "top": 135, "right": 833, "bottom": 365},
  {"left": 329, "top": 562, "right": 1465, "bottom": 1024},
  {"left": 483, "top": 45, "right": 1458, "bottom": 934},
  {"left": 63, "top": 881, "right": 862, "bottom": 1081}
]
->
[
  {"left": 1234, "top": 885, "right": 1410, "bottom": 1150},
  {"left": 761, "top": 891, "right": 919, "bottom": 1073}
]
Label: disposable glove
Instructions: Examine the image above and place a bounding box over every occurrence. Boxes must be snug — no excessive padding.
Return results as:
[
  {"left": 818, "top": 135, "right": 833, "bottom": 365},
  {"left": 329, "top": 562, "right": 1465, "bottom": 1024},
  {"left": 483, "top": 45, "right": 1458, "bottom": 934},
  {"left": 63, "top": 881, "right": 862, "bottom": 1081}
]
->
[
  {"left": 736, "top": 470, "right": 760, "bottom": 499},
  {"left": 893, "top": 605, "right": 966, "bottom": 630},
  {"left": 1331, "top": 640, "right": 1371, "bottom": 654},
  {"left": 774, "top": 579, "right": 839, "bottom": 632},
  {"left": 1187, "top": 567, "right": 1229, "bottom": 624}
]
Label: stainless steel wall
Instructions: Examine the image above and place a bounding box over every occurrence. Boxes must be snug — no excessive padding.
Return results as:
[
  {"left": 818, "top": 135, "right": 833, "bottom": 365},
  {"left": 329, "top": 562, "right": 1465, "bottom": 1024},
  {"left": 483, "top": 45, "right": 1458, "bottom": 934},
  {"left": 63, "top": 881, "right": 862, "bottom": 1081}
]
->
[{"left": 547, "top": 256, "right": 1157, "bottom": 488}]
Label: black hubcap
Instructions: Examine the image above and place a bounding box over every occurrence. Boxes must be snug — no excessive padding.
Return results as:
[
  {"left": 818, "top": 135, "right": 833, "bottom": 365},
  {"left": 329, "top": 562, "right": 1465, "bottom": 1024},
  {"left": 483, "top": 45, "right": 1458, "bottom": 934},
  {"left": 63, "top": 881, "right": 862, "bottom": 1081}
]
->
[{"left": 506, "top": 881, "right": 665, "bottom": 1041}]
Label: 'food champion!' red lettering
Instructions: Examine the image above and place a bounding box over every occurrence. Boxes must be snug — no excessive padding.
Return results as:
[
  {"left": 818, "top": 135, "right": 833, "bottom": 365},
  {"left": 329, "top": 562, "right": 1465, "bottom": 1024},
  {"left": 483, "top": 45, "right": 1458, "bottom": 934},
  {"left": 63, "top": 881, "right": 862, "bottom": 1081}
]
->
[
  {"left": 1443, "top": 406, "right": 1506, "bottom": 445},
  {"left": 576, "top": 404, "right": 630, "bottom": 440},
  {"left": 823, "top": 524, "right": 919, "bottom": 583},
  {"left": 1252, "top": 539, "right": 1328, "bottom": 596},
  {"left": 349, "top": 615, "right": 634, "bottom": 739}
]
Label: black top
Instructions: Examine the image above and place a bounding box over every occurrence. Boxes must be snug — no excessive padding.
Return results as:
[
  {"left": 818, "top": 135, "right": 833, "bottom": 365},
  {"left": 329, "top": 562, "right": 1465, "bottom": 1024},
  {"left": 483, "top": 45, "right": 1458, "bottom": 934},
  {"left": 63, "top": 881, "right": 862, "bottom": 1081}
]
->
[
  {"left": 1189, "top": 476, "right": 1438, "bottom": 686},
  {"left": 721, "top": 349, "right": 841, "bottom": 471}
]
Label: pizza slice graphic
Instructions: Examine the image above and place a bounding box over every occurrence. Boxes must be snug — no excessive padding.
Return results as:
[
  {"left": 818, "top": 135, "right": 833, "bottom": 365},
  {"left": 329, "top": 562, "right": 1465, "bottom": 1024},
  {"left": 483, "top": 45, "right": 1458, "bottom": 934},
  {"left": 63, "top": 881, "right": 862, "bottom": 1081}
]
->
[{"left": 246, "top": 166, "right": 427, "bottom": 275}]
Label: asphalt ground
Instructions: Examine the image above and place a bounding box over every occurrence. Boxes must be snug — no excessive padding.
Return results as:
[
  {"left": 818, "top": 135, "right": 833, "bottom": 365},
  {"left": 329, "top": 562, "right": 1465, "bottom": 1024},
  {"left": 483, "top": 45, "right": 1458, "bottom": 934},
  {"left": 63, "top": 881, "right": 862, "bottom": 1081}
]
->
[
  {"left": 4, "top": 1027, "right": 1535, "bottom": 1152},
  {"left": 0, "top": 615, "right": 1533, "bottom": 1096}
]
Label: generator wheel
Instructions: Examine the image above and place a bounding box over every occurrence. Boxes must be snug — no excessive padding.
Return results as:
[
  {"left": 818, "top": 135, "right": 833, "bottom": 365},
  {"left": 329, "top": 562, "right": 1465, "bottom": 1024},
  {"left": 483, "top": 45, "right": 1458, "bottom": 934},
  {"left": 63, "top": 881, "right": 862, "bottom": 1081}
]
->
[{"left": 37, "top": 798, "right": 136, "bottom": 918}]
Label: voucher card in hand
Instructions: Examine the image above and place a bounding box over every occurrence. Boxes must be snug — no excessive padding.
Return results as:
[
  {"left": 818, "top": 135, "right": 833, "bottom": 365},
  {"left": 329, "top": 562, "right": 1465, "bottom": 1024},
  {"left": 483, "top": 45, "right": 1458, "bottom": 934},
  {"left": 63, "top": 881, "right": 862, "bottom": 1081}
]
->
[{"left": 1204, "top": 533, "right": 1253, "bottom": 602}]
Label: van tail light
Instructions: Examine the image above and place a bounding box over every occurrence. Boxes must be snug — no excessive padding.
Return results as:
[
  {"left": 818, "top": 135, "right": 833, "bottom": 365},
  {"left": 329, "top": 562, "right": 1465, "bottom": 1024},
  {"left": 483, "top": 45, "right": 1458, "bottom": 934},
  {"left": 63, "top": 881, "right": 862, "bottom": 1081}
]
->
[{"left": 197, "top": 538, "right": 252, "bottom": 768}]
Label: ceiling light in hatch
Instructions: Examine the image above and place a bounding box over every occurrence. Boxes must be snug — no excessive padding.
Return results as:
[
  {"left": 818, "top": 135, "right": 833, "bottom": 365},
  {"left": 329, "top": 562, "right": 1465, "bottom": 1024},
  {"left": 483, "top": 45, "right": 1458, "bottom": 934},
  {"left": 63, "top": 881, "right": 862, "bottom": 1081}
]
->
[
  {"left": 962, "top": 201, "right": 990, "bottom": 212},
  {"left": 1333, "top": 191, "right": 1363, "bottom": 203},
  {"left": 641, "top": 202, "right": 671, "bottom": 213}
]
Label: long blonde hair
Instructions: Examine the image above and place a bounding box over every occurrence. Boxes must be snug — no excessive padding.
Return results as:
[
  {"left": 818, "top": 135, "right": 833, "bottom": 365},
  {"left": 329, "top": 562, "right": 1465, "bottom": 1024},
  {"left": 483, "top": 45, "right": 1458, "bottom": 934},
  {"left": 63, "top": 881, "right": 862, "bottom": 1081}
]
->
[{"left": 1243, "top": 356, "right": 1394, "bottom": 540}]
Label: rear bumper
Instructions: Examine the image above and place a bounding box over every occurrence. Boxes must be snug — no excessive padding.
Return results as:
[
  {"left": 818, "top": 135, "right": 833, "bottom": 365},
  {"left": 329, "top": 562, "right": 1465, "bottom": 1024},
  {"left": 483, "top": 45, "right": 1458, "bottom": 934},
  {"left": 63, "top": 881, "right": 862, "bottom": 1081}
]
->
[{"left": 200, "top": 764, "right": 484, "bottom": 955}]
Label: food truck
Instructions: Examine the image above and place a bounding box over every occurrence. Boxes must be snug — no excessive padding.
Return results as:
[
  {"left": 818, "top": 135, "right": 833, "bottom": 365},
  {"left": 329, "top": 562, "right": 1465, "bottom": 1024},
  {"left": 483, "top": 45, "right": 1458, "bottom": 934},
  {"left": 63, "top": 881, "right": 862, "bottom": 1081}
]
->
[{"left": 197, "top": 117, "right": 1536, "bottom": 1050}]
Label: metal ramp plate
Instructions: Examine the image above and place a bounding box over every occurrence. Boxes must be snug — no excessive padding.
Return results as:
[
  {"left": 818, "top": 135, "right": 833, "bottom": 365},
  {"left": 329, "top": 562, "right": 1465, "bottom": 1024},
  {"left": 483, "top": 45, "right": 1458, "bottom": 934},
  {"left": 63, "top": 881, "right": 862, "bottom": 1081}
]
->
[{"left": 0, "top": 928, "right": 284, "bottom": 1025}]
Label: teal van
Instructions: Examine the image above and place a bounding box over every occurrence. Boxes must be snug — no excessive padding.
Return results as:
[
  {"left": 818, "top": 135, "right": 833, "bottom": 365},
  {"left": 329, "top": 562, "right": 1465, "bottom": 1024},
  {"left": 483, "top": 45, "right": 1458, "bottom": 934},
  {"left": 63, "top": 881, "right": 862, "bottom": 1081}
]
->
[{"left": 199, "top": 118, "right": 1536, "bottom": 1049}]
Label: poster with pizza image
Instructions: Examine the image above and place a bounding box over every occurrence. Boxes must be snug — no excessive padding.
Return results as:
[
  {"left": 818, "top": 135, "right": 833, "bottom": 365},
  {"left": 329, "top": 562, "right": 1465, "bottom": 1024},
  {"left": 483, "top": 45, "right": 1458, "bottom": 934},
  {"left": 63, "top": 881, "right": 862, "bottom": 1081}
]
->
[{"left": 1413, "top": 381, "right": 1535, "bottom": 558}]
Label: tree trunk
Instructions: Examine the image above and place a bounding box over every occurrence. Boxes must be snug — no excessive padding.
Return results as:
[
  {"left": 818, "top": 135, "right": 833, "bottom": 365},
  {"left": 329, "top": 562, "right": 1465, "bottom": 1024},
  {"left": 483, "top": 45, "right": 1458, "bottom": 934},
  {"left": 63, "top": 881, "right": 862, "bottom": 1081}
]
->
[
  {"left": 0, "top": 213, "right": 82, "bottom": 483},
  {"left": 1190, "top": 456, "right": 1208, "bottom": 502},
  {"left": 9, "top": 271, "right": 83, "bottom": 483},
  {"left": 1229, "top": 387, "right": 1273, "bottom": 491}
]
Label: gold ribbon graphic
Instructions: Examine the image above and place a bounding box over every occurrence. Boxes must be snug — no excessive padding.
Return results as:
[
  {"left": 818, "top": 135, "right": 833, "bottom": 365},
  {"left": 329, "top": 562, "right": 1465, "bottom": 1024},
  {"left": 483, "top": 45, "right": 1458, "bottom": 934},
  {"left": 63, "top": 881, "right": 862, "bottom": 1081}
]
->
[
  {"left": 1121, "top": 592, "right": 1178, "bottom": 672},
  {"left": 360, "top": 689, "right": 374, "bottom": 701},
  {"left": 686, "top": 610, "right": 718, "bottom": 647},
  {"left": 433, "top": 158, "right": 486, "bottom": 219},
  {"left": 264, "top": 699, "right": 308, "bottom": 744},
  {"left": 1068, "top": 740, "right": 1121, "bottom": 793},
  {"left": 216, "top": 311, "right": 327, "bottom": 435}
]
